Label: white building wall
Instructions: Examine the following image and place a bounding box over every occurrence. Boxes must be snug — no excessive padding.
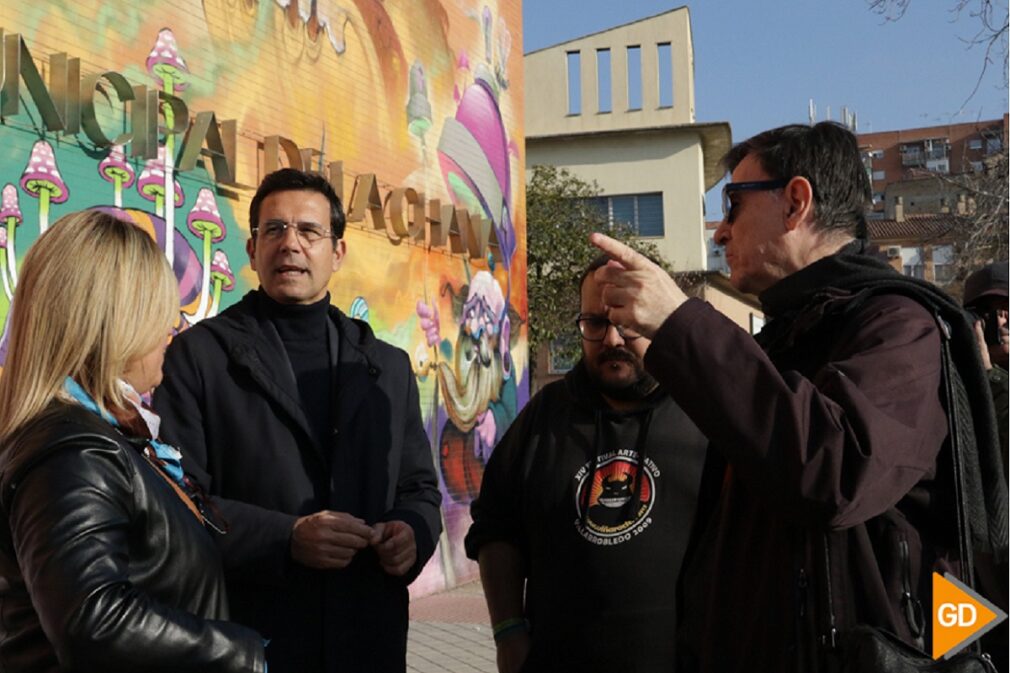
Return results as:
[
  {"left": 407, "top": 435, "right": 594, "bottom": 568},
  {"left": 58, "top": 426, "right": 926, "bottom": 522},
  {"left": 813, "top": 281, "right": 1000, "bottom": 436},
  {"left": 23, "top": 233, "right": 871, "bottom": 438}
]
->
[
  {"left": 525, "top": 7, "right": 696, "bottom": 137},
  {"left": 528, "top": 131, "right": 707, "bottom": 271}
]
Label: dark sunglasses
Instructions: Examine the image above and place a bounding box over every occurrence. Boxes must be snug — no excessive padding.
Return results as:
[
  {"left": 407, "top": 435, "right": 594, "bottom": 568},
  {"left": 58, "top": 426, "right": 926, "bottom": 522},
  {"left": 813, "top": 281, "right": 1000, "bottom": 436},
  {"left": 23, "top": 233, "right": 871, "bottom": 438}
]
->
[{"left": 721, "top": 179, "right": 789, "bottom": 222}]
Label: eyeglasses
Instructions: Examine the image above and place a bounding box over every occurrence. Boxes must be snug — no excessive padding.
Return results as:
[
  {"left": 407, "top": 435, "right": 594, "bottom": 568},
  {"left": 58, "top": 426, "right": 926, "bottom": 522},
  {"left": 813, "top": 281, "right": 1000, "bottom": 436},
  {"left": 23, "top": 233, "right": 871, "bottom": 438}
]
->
[
  {"left": 721, "top": 179, "right": 790, "bottom": 223},
  {"left": 254, "top": 220, "right": 333, "bottom": 245},
  {"left": 576, "top": 314, "right": 641, "bottom": 342}
]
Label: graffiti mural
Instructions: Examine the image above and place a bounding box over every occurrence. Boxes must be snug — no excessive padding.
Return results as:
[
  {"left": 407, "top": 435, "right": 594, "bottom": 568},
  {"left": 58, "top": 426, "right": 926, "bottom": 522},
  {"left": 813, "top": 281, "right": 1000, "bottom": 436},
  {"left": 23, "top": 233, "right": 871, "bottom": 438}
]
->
[{"left": 0, "top": 0, "right": 526, "bottom": 595}]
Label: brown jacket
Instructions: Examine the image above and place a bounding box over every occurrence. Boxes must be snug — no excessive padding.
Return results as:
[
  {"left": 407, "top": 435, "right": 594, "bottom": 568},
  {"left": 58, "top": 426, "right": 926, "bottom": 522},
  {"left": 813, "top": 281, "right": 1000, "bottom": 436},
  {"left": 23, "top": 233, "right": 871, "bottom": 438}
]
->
[{"left": 646, "top": 267, "right": 949, "bottom": 672}]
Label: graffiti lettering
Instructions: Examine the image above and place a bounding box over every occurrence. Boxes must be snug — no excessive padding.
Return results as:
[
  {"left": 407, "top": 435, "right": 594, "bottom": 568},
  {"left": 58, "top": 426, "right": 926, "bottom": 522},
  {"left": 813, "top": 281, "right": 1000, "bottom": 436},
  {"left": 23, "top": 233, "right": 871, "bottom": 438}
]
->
[
  {"left": 0, "top": 29, "right": 502, "bottom": 260},
  {"left": 177, "top": 112, "right": 237, "bottom": 185},
  {"left": 79, "top": 71, "right": 135, "bottom": 148}
]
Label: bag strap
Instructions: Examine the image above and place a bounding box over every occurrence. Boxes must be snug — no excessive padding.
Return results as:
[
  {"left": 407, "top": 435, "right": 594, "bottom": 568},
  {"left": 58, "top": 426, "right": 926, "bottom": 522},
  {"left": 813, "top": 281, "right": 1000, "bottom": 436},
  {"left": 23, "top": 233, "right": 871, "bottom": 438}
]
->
[
  {"left": 935, "top": 313, "right": 976, "bottom": 589},
  {"left": 818, "top": 311, "right": 976, "bottom": 653}
]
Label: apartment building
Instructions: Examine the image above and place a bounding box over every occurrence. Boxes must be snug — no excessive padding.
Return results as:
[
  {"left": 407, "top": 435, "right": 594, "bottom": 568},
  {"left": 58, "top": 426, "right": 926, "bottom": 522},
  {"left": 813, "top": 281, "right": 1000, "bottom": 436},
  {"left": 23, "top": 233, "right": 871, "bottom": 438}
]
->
[{"left": 858, "top": 114, "right": 1007, "bottom": 216}]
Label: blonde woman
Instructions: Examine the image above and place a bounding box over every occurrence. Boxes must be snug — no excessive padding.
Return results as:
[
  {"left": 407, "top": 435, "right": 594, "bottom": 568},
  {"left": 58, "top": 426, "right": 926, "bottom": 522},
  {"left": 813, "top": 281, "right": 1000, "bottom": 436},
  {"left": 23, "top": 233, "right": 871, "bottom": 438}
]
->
[{"left": 0, "top": 210, "right": 265, "bottom": 672}]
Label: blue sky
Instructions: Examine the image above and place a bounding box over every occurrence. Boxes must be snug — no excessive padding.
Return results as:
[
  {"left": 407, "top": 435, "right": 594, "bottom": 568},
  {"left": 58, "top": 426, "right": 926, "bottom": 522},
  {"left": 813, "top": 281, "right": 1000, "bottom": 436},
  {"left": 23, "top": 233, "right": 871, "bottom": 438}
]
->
[{"left": 523, "top": 1, "right": 1009, "bottom": 212}]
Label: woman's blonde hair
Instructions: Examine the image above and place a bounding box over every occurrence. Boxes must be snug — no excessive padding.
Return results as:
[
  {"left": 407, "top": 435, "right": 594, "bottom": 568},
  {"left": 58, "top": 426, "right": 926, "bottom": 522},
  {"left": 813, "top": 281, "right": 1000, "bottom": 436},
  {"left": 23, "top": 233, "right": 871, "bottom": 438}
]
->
[{"left": 0, "top": 209, "right": 179, "bottom": 441}]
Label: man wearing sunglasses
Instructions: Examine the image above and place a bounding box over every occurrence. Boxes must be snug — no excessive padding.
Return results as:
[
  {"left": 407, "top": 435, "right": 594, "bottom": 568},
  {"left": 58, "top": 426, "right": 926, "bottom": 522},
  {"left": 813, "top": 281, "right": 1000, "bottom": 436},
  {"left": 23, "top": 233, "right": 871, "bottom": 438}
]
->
[
  {"left": 589, "top": 122, "right": 1004, "bottom": 672},
  {"left": 154, "top": 168, "right": 441, "bottom": 673},
  {"left": 465, "top": 255, "right": 707, "bottom": 673}
]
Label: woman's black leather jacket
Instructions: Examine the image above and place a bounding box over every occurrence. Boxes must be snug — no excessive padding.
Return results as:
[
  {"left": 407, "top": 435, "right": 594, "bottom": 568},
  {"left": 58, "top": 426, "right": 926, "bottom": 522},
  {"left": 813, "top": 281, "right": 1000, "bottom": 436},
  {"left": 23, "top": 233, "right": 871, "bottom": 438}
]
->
[{"left": 0, "top": 402, "right": 266, "bottom": 672}]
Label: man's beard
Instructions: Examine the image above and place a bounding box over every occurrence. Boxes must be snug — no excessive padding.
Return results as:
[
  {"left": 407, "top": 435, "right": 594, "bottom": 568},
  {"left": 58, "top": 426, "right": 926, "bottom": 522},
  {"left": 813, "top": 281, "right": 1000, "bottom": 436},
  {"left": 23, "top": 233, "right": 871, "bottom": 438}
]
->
[{"left": 587, "top": 348, "right": 658, "bottom": 401}]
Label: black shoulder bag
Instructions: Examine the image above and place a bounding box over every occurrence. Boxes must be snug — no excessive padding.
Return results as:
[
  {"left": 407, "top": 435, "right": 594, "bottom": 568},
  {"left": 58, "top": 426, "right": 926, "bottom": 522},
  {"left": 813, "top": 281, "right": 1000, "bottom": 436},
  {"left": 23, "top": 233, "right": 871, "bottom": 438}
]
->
[{"left": 821, "top": 315, "right": 998, "bottom": 673}]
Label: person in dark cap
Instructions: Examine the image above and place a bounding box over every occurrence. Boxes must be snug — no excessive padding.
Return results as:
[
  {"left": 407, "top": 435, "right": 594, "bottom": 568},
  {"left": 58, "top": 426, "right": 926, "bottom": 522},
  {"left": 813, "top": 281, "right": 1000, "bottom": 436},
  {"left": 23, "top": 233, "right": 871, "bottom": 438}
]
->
[{"left": 964, "top": 262, "right": 1009, "bottom": 370}]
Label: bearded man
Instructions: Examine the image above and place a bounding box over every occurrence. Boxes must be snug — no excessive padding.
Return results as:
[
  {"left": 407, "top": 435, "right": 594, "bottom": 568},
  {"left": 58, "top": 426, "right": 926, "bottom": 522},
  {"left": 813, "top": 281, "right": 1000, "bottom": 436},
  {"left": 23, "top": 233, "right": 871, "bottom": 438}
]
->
[{"left": 465, "top": 255, "right": 708, "bottom": 673}]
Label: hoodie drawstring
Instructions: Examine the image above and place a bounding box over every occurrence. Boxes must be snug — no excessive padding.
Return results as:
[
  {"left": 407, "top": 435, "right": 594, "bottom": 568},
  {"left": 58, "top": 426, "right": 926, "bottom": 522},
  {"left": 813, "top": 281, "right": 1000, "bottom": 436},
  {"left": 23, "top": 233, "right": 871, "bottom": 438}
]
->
[
  {"left": 626, "top": 409, "right": 654, "bottom": 520},
  {"left": 580, "top": 409, "right": 605, "bottom": 528}
]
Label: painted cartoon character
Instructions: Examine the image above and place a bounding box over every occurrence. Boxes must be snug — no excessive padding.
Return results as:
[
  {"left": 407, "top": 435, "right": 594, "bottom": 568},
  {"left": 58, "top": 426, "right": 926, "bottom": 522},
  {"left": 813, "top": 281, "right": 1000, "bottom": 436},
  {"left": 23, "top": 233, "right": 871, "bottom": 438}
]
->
[
  {"left": 588, "top": 472, "right": 638, "bottom": 528},
  {"left": 417, "top": 269, "right": 515, "bottom": 503},
  {"left": 415, "top": 25, "right": 521, "bottom": 504}
]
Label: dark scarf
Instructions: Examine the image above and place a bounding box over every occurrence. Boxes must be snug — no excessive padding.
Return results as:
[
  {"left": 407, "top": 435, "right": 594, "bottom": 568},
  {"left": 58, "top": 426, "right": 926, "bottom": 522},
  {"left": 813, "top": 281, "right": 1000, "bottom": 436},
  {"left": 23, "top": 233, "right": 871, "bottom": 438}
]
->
[{"left": 757, "top": 240, "right": 1008, "bottom": 563}]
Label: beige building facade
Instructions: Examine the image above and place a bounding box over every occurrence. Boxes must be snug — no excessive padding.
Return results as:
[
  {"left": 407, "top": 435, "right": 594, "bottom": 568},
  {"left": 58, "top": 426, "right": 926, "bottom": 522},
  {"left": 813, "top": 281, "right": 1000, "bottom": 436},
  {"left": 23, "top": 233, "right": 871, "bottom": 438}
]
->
[{"left": 525, "top": 7, "right": 731, "bottom": 272}]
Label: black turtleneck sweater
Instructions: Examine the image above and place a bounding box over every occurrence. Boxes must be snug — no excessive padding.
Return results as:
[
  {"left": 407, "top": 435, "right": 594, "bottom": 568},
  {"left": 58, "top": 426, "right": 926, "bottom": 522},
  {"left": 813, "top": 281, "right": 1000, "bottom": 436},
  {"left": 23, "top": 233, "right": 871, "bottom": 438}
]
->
[{"left": 257, "top": 292, "right": 334, "bottom": 454}]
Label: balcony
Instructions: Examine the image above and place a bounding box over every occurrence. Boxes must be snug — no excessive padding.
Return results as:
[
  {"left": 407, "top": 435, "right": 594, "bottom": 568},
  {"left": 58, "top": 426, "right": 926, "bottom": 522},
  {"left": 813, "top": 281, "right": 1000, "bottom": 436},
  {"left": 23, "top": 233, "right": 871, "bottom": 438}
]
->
[
  {"left": 901, "top": 148, "right": 925, "bottom": 167},
  {"left": 901, "top": 138, "right": 949, "bottom": 167}
]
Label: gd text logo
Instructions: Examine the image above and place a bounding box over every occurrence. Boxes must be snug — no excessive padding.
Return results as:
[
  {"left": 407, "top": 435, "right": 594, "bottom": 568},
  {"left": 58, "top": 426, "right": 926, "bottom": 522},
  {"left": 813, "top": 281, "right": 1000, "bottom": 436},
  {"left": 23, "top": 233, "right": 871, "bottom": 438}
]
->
[{"left": 932, "top": 572, "right": 1007, "bottom": 660}]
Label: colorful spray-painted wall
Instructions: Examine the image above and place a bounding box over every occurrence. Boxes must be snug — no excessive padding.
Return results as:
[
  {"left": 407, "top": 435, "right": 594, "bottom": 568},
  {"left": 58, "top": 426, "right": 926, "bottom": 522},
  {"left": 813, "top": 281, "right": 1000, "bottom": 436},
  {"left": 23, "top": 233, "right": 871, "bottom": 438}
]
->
[{"left": 0, "top": 0, "right": 526, "bottom": 596}]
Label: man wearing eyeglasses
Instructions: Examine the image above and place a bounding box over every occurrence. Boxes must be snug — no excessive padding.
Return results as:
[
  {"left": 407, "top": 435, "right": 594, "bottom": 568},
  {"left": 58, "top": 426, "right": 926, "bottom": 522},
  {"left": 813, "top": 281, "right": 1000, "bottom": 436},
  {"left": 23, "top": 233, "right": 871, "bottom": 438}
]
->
[
  {"left": 154, "top": 168, "right": 442, "bottom": 673},
  {"left": 588, "top": 122, "right": 1005, "bottom": 672},
  {"left": 465, "top": 255, "right": 707, "bottom": 673}
]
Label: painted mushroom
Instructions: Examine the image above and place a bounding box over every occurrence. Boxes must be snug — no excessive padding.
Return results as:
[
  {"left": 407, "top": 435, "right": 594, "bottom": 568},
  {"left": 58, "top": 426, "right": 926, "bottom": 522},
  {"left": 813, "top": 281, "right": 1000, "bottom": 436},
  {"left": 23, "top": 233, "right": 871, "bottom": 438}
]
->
[
  {"left": 146, "top": 28, "right": 189, "bottom": 95},
  {"left": 208, "top": 250, "right": 234, "bottom": 318},
  {"left": 0, "top": 184, "right": 22, "bottom": 287},
  {"left": 138, "top": 147, "right": 184, "bottom": 217},
  {"left": 187, "top": 188, "right": 226, "bottom": 321},
  {"left": 407, "top": 61, "right": 433, "bottom": 144},
  {"left": 0, "top": 228, "right": 11, "bottom": 301},
  {"left": 98, "top": 145, "right": 136, "bottom": 208},
  {"left": 146, "top": 28, "right": 190, "bottom": 267},
  {"left": 20, "top": 140, "right": 69, "bottom": 234}
]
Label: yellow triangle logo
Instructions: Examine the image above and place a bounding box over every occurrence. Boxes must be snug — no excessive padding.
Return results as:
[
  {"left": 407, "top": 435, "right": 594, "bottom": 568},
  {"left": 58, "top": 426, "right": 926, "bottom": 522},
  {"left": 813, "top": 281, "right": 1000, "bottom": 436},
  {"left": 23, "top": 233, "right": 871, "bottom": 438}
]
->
[{"left": 933, "top": 571, "right": 1008, "bottom": 659}]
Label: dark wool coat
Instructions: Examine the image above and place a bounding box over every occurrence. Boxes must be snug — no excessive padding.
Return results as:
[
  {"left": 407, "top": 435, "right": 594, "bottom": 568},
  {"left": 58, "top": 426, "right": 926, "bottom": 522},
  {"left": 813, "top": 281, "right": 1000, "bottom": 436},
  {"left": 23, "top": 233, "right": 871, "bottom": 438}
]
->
[
  {"left": 646, "top": 252, "right": 954, "bottom": 673},
  {"left": 154, "top": 291, "right": 442, "bottom": 673}
]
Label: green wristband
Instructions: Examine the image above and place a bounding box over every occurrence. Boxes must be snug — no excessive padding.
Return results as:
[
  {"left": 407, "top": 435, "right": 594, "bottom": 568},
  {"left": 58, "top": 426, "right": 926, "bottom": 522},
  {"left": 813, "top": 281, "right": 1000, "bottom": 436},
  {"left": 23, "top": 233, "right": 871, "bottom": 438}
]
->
[{"left": 492, "top": 617, "right": 529, "bottom": 643}]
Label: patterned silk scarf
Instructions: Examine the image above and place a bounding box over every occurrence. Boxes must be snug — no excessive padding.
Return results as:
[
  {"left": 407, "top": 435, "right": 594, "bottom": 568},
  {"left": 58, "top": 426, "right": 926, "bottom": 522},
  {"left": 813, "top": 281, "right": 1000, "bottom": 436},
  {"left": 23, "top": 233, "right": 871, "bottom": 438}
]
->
[{"left": 62, "top": 377, "right": 203, "bottom": 523}]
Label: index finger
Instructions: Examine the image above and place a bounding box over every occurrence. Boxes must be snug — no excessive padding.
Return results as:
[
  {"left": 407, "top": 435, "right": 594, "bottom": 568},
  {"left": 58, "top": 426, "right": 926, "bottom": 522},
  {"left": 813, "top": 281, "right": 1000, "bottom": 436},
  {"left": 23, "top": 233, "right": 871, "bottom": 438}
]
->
[{"left": 589, "top": 233, "right": 648, "bottom": 270}]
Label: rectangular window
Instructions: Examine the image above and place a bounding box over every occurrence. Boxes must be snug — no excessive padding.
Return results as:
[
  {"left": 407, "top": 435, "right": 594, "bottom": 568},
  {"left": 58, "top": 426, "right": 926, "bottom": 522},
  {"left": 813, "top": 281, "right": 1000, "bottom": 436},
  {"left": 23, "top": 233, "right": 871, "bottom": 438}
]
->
[
  {"left": 566, "top": 51, "right": 581, "bottom": 115},
  {"left": 986, "top": 137, "right": 1002, "bottom": 153},
  {"left": 636, "top": 193, "right": 664, "bottom": 236},
  {"left": 611, "top": 195, "right": 636, "bottom": 227},
  {"left": 933, "top": 245, "right": 955, "bottom": 284},
  {"left": 971, "top": 160, "right": 984, "bottom": 172},
  {"left": 872, "top": 170, "right": 886, "bottom": 181},
  {"left": 626, "top": 45, "right": 642, "bottom": 110},
  {"left": 934, "top": 264, "right": 955, "bottom": 284},
  {"left": 657, "top": 43, "right": 673, "bottom": 108},
  {"left": 596, "top": 49, "right": 612, "bottom": 113},
  {"left": 548, "top": 334, "right": 579, "bottom": 374},
  {"left": 933, "top": 244, "right": 954, "bottom": 265},
  {"left": 581, "top": 193, "right": 665, "bottom": 237},
  {"left": 927, "top": 160, "right": 949, "bottom": 174},
  {"left": 968, "top": 138, "right": 983, "bottom": 150}
]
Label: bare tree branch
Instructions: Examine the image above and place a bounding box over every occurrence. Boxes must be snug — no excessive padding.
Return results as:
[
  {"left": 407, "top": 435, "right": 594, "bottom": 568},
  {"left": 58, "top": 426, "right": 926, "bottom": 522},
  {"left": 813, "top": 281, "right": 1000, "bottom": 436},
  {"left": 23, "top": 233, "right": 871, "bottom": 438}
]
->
[
  {"left": 932, "top": 145, "right": 1010, "bottom": 279},
  {"left": 866, "top": 0, "right": 1009, "bottom": 108}
]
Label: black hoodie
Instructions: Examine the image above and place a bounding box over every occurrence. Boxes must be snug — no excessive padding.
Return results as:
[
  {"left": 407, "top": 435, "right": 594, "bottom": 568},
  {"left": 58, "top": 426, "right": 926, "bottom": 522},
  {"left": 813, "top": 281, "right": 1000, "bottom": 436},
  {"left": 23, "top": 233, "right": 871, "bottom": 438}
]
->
[{"left": 466, "top": 360, "right": 707, "bottom": 672}]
